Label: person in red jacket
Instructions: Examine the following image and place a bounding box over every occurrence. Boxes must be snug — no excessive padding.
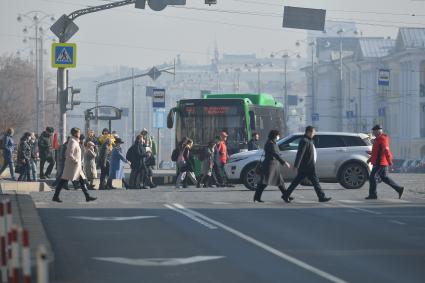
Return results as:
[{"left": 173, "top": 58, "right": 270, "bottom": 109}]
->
[
  {"left": 217, "top": 131, "right": 234, "bottom": 187},
  {"left": 366, "top": 125, "right": 404, "bottom": 200}
]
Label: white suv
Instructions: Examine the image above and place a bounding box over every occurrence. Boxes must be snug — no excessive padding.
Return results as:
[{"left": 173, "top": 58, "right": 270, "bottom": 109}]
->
[{"left": 225, "top": 132, "right": 372, "bottom": 190}]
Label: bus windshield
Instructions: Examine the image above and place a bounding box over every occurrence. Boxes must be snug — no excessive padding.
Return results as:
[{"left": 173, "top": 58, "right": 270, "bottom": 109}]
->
[{"left": 177, "top": 100, "right": 247, "bottom": 151}]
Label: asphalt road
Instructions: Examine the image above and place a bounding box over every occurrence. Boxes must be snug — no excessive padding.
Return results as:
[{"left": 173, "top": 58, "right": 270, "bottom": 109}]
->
[{"left": 31, "top": 174, "right": 425, "bottom": 283}]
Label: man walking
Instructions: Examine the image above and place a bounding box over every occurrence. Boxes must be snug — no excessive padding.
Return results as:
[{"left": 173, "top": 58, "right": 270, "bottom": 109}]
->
[
  {"left": 0, "top": 128, "right": 16, "bottom": 180},
  {"left": 248, "top": 132, "right": 260, "bottom": 151},
  {"left": 282, "top": 126, "right": 331, "bottom": 203},
  {"left": 38, "top": 127, "right": 55, "bottom": 179},
  {"left": 366, "top": 125, "right": 404, "bottom": 200},
  {"left": 217, "top": 131, "right": 234, "bottom": 187}
]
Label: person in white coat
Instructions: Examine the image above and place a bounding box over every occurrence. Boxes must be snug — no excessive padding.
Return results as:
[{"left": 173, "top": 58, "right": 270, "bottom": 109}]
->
[{"left": 52, "top": 127, "right": 97, "bottom": 203}]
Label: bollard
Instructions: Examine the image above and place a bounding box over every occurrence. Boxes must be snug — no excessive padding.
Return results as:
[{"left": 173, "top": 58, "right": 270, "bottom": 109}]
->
[
  {"left": 0, "top": 202, "right": 7, "bottom": 283},
  {"left": 36, "top": 245, "right": 48, "bottom": 283},
  {"left": 9, "top": 227, "right": 19, "bottom": 283},
  {"left": 22, "top": 229, "right": 31, "bottom": 283}
]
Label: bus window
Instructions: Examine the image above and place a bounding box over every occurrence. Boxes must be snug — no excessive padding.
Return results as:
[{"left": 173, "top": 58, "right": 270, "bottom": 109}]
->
[{"left": 249, "top": 111, "right": 255, "bottom": 130}]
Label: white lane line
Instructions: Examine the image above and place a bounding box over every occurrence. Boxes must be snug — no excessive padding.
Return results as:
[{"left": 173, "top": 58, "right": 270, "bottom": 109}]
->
[
  {"left": 390, "top": 220, "right": 407, "bottom": 225},
  {"left": 210, "top": 202, "right": 232, "bottom": 205},
  {"left": 69, "top": 216, "right": 157, "bottom": 221},
  {"left": 334, "top": 201, "right": 382, "bottom": 215},
  {"left": 164, "top": 204, "right": 217, "bottom": 230},
  {"left": 338, "top": 200, "right": 364, "bottom": 204},
  {"left": 381, "top": 199, "right": 409, "bottom": 203},
  {"left": 172, "top": 203, "right": 348, "bottom": 283}
]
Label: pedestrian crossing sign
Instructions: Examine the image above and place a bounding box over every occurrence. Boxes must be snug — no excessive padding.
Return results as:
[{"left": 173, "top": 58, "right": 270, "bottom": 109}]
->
[{"left": 51, "top": 43, "right": 77, "bottom": 68}]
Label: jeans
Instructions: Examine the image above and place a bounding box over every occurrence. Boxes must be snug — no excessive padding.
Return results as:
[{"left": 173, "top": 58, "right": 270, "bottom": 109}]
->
[
  {"left": 40, "top": 156, "right": 55, "bottom": 177},
  {"left": 369, "top": 166, "right": 403, "bottom": 197},
  {"left": 286, "top": 169, "right": 326, "bottom": 200},
  {"left": 18, "top": 163, "right": 31, "bottom": 181},
  {"left": 0, "top": 155, "right": 15, "bottom": 179},
  {"left": 30, "top": 160, "right": 38, "bottom": 181}
]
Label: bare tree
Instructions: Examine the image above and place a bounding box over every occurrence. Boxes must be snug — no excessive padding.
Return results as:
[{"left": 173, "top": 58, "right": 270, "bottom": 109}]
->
[{"left": 0, "top": 54, "right": 58, "bottom": 136}]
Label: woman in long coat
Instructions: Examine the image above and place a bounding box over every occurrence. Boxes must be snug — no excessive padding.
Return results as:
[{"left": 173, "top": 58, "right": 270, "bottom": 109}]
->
[
  {"left": 84, "top": 141, "right": 97, "bottom": 189},
  {"left": 107, "top": 138, "right": 130, "bottom": 189},
  {"left": 52, "top": 127, "right": 97, "bottom": 203},
  {"left": 254, "top": 130, "right": 291, "bottom": 203}
]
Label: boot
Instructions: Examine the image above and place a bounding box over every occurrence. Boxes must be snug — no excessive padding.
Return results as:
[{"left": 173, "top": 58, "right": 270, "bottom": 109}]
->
[
  {"left": 52, "top": 180, "right": 64, "bottom": 202},
  {"left": 81, "top": 181, "right": 97, "bottom": 202}
]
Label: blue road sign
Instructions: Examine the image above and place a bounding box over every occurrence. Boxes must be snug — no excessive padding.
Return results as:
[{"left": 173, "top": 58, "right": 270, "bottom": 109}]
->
[
  {"left": 52, "top": 43, "right": 76, "bottom": 68},
  {"left": 153, "top": 108, "right": 165, "bottom": 128},
  {"left": 312, "top": 113, "right": 319, "bottom": 121},
  {"left": 378, "top": 69, "right": 390, "bottom": 86}
]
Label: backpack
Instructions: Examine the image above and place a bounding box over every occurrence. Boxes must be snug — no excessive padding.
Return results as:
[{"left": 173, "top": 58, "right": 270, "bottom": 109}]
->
[
  {"left": 198, "top": 147, "right": 208, "bottom": 161},
  {"left": 171, "top": 148, "right": 179, "bottom": 162}
]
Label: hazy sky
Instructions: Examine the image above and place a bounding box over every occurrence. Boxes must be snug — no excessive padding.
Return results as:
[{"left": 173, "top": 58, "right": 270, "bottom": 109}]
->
[{"left": 1, "top": 0, "right": 424, "bottom": 74}]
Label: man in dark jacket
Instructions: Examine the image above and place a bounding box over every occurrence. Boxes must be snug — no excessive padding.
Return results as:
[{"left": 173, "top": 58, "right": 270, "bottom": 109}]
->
[
  {"left": 366, "top": 125, "right": 404, "bottom": 200},
  {"left": 248, "top": 132, "right": 260, "bottom": 151},
  {"left": 127, "top": 135, "right": 148, "bottom": 189},
  {"left": 0, "top": 128, "right": 16, "bottom": 180},
  {"left": 282, "top": 126, "right": 331, "bottom": 203},
  {"left": 38, "top": 127, "right": 55, "bottom": 179},
  {"left": 98, "top": 138, "right": 112, "bottom": 190}
]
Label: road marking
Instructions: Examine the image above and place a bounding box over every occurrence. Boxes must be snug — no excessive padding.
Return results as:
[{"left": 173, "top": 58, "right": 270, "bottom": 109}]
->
[
  {"left": 210, "top": 202, "right": 232, "bottom": 205},
  {"left": 381, "top": 199, "right": 409, "bottom": 203},
  {"left": 164, "top": 204, "right": 218, "bottom": 229},
  {"left": 295, "top": 200, "right": 317, "bottom": 204},
  {"left": 93, "top": 256, "right": 225, "bottom": 266},
  {"left": 338, "top": 200, "right": 364, "bottom": 204},
  {"left": 334, "top": 201, "right": 382, "bottom": 215},
  {"left": 389, "top": 220, "right": 406, "bottom": 225},
  {"left": 171, "top": 203, "right": 348, "bottom": 283},
  {"left": 69, "top": 216, "right": 157, "bottom": 221}
]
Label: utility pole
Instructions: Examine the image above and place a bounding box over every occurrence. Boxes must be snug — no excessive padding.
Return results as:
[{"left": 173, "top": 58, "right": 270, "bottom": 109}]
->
[
  {"left": 311, "top": 42, "right": 315, "bottom": 127},
  {"left": 132, "top": 68, "right": 135, "bottom": 141}
]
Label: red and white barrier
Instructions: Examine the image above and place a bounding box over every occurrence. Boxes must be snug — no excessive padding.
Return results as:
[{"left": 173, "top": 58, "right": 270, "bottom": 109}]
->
[
  {"left": 36, "top": 245, "right": 48, "bottom": 283},
  {"left": 0, "top": 198, "right": 47, "bottom": 283},
  {"left": 9, "top": 226, "right": 19, "bottom": 283},
  {"left": 0, "top": 201, "right": 7, "bottom": 283},
  {"left": 22, "top": 229, "right": 31, "bottom": 283}
]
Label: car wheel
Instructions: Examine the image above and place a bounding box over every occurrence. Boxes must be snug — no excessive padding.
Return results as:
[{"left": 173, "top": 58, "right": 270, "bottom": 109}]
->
[
  {"left": 338, "top": 162, "right": 368, "bottom": 189},
  {"left": 242, "top": 163, "right": 258, "bottom": 191}
]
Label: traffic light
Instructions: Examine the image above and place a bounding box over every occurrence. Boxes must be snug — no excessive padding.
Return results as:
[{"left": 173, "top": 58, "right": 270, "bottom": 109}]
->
[
  {"left": 66, "top": 86, "right": 81, "bottom": 110},
  {"left": 205, "top": 0, "right": 217, "bottom": 5}
]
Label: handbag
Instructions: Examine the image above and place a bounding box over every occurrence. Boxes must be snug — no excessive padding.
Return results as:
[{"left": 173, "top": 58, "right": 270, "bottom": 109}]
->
[{"left": 255, "top": 151, "right": 265, "bottom": 175}]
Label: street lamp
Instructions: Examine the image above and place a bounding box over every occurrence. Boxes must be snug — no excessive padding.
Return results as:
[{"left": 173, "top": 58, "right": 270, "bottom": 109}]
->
[
  {"left": 296, "top": 40, "right": 317, "bottom": 126},
  {"left": 270, "top": 50, "right": 301, "bottom": 122},
  {"left": 17, "top": 11, "right": 55, "bottom": 134},
  {"left": 325, "top": 27, "right": 361, "bottom": 131}
]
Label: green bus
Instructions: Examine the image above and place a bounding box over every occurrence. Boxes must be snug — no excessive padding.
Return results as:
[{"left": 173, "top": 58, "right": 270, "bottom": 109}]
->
[{"left": 167, "top": 93, "right": 285, "bottom": 170}]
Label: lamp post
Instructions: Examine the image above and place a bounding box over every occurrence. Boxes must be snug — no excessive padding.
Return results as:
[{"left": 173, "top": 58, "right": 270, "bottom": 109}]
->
[
  {"left": 18, "top": 11, "right": 55, "bottom": 134},
  {"left": 296, "top": 40, "right": 316, "bottom": 126},
  {"left": 270, "top": 50, "right": 301, "bottom": 122},
  {"left": 324, "top": 27, "right": 361, "bottom": 131}
]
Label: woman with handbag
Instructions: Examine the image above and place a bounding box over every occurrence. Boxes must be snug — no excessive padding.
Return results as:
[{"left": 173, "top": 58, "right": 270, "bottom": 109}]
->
[{"left": 254, "top": 130, "right": 291, "bottom": 203}]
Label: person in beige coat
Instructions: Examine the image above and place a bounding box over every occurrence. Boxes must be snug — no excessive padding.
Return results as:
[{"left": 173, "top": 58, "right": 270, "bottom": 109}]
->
[
  {"left": 84, "top": 141, "right": 97, "bottom": 189},
  {"left": 52, "top": 127, "right": 97, "bottom": 203}
]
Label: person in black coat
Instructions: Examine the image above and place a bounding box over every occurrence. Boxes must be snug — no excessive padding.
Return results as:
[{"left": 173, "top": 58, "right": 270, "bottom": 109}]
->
[
  {"left": 127, "top": 135, "right": 148, "bottom": 189},
  {"left": 254, "top": 130, "right": 291, "bottom": 202},
  {"left": 248, "top": 132, "right": 260, "bottom": 151},
  {"left": 282, "top": 126, "right": 331, "bottom": 203}
]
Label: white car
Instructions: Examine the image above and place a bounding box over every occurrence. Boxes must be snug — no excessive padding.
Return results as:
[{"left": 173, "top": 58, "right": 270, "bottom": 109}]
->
[{"left": 225, "top": 132, "right": 373, "bottom": 190}]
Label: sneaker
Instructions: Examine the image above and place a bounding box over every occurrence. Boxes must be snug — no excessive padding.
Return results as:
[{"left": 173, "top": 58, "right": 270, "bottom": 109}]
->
[{"left": 365, "top": 195, "right": 378, "bottom": 200}]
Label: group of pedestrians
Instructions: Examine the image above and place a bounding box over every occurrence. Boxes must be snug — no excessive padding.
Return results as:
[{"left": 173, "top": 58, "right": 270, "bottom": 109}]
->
[
  {"left": 254, "top": 125, "right": 404, "bottom": 203},
  {"left": 173, "top": 131, "right": 234, "bottom": 188}
]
